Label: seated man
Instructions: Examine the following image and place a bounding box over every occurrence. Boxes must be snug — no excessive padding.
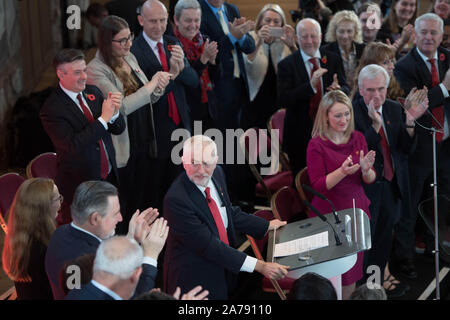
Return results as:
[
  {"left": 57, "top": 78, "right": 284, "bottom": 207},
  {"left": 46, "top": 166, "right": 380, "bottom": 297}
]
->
[
  {"left": 163, "top": 135, "right": 290, "bottom": 300},
  {"left": 65, "top": 236, "right": 146, "bottom": 300},
  {"left": 45, "top": 180, "right": 166, "bottom": 300}
]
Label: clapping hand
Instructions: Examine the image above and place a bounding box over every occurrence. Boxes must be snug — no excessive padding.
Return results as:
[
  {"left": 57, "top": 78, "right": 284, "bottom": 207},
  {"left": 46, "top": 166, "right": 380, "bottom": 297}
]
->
[
  {"left": 280, "top": 25, "right": 297, "bottom": 50},
  {"left": 127, "top": 207, "right": 159, "bottom": 243},
  {"left": 404, "top": 86, "right": 429, "bottom": 121},
  {"left": 229, "top": 17, "right": 254, "bottom": 39},
  {"left": 141, "top": 217, "right": 169, "bottom": 259},
  {"left": 169, "top": 44, "right": 185, "bottom": 78},
  {"left": 200, "top": 38, "right": 218, "bottom": 65},
  {"left": 101, "top": 92, "right": 122, "bottom": 122},
  {"left": 359, "top": 150, "right": 376, "bottom": 174},
  {"left": 340, "top": 154, "right": 360, "bottom": 176},
  {"left": 257, "top": 25, "right": 273, "bottom": 44},
  {"left": 311, "top": 67, "right": 328, "bottom": 89},
  {"left": 173, "top": 286, "right": 209, "bottom": 300}
]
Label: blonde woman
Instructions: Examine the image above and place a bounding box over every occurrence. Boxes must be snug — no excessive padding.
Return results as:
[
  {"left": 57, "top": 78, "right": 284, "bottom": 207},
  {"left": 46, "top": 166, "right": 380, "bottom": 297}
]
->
[
  {"left": 306, "top": 90, "right": 376, "bottom": 299},
  {"left": 2, "top": 178, "right": 60, "bottom": 300},
  {"left": 243, "top": 4, "right": 297, "bottom": 129},
  {"left": 322, "top": 10, "right": 366, "bottom": 88}
]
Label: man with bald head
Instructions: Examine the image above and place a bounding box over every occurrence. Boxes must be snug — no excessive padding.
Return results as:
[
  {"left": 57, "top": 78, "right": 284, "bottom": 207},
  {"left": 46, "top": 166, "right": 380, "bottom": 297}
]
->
[
  {"left": 131, "top": 0, "right": 199, "bottom": 211},
  {"left": 163, "top": 135, "right": 290, "bottom": 299},
  {"left": 277, "top": 18, "right": 349, "bottom": 176}
]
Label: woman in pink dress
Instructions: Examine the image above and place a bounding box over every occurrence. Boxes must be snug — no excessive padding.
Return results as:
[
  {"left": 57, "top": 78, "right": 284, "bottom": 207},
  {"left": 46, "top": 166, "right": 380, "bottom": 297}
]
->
[{"left": 306, "top": 90, "right": 376, "bottom": 299}]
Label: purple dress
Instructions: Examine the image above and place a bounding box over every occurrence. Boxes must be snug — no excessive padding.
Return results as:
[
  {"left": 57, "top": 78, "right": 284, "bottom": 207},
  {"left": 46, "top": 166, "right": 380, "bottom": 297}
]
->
[{"left": 306, "top": 130, "right": 372, "bottom": 286}]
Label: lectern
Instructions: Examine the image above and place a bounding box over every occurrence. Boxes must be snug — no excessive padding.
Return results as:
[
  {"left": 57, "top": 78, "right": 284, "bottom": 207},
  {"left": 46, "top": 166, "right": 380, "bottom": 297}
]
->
[{"left": 267, "top": 208, "right": 371, "bottom": 299}]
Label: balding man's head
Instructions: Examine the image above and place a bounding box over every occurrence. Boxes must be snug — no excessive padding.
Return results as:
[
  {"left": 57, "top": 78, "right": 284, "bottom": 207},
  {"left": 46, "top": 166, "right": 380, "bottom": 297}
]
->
[{"left": 138, "top": 0, "right": 168, "bottom": 41}]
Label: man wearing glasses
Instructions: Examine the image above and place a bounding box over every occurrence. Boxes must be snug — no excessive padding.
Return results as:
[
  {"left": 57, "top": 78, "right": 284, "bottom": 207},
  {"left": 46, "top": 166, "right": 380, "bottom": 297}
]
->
[{"left": 163, "top": 135, "right": 289, "bottom": 299}]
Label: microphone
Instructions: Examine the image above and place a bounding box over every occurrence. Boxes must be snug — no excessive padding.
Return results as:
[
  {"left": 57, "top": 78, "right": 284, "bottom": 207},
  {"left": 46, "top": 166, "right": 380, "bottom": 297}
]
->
[
  {"left": 302, "top": 184, "right": 341, "bottom": 224},
  {"left": 304, "top": 200, "right": 342, "bottom": 246}
]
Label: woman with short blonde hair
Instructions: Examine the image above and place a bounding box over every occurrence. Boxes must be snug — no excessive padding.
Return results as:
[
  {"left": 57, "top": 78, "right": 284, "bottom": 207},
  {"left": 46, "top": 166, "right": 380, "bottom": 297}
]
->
[{"left": 322, "top": 10, "right": 365, "bottom": 88}]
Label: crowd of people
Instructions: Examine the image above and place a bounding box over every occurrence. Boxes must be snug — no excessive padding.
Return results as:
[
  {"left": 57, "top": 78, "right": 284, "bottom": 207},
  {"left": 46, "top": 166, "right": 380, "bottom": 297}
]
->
[{"left": 2, "top": 0, "right": 450, "bottom": 301}]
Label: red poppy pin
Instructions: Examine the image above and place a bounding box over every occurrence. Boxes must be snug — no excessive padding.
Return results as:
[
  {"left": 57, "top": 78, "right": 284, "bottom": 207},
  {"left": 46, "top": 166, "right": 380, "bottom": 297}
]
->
[
  {"left": 135, "top": 68, "right": 141, "bottom": 74},
  {"left": 440, "top": 53, "right": 446, "bottom": 61},
  {"left": 87, "top": 94, "right": 96, "bottom": 101},
  {"left": 321, "top": 56, "right": 327, "bottom": 64}
]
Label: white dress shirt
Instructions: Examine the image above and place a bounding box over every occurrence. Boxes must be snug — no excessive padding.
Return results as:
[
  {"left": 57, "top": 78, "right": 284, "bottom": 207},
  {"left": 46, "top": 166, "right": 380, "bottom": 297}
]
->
[
  {"left": 142, "top": 31, "right": 164, "bottom": 65},
  {"left": 90, "top": 280, "right": 123, "bottom": 300},
  {"left": 300, "top": 49, "right": 323, "bottom": 95}
]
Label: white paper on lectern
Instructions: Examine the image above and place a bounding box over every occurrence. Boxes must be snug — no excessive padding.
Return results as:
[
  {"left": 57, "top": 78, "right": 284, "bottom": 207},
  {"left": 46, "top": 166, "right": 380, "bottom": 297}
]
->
[{"left": 273, "top": 231, "right": 329, "bottom": 257}]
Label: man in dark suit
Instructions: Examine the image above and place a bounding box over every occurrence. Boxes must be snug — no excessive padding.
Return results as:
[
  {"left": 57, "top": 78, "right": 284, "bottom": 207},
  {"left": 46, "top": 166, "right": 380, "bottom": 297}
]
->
[
  {"left": 277, "top": 18, "right": 349, "bottom": 176},
  {"left": 163, "top": 135, "right": 290, "bottom": 300},
  {"left": 40, "top": 49, "right": 126, "bottom": 225},
  {"left": 393, "top": 13, "right": 450, "bottom": 278},
  {"left": 354, "top": 64, "right": 428, "bottom": 298},
  {"left": 131, "top": 0, "right": 198, "bottom": 211},
  {"left": 198, "top": 0, "right": 255, "bottom": 131},
  {"left": 66, "top": 236, "right": 145, "bottom": 300},
  {"left": 45, "top": 181, "right": 167, "bottom": 300}
]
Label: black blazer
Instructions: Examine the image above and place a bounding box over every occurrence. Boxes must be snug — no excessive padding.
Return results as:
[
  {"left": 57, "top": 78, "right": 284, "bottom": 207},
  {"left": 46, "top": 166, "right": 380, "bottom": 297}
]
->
[
  {"left": 198, "top": 0, "right": 255, "bottom": 110},
  {"left": 394, "top": 46, "right": 450, "bottom": 166},
  {"left": 353, "top": 97, "right": 417, "bottom": 201},
  {"left": 65, "top": 281, "right": 115, "bottom": 300},
  {"left": 163, "top": 166, "right": 269, "bottom": 300},
  {"left": 277, "top": 49, "right": 349, "bottom": 173},
  {"left": 45, "top": 224, "right": 158, "bottom": 300},
  {"left": 131, "top": 34, "right": 196, "bottom": 158},
  {"left": 40, "top": 85, "right": 125, "bottom": 203}
]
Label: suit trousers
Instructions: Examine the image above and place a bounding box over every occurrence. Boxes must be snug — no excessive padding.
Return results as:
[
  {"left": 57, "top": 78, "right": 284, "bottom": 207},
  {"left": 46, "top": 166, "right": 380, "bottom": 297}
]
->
[{"left": 363, "top": 178, "right": 401, "bottom": 283}]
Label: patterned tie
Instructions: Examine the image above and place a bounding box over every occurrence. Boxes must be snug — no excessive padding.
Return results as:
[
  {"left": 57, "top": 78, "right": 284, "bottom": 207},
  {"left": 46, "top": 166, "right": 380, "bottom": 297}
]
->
[
  {"left": 217, "top": 9, "right": 240, "bottom": 78},
  {"left": 377, "top": 112, "right": 394, "bottom": 181},
  {"left": 157, "top": 42, "right": 181, "bottom": 125},
  {"left": 76, "top": 94, "right": 108, "bottom": 179},
  {"left": 428, "top": 58, "right": 444, "bottom": 142},
  {"left": 309, "top": 57, "right": 322, "bottom": 120},
  {"left": 205, "top": 187, "right": 229, "bottom": 245}
]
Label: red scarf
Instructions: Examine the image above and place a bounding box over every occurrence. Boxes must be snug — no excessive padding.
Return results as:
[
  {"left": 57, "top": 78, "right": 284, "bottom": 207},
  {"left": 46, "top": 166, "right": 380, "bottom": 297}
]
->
[{"left": 174, "top": 27, "right": 212, "bottom": 103}]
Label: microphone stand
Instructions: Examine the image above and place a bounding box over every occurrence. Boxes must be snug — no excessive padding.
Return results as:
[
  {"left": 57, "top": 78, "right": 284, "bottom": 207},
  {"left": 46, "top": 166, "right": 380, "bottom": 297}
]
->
[{"left": 400, "top": 100, "right": 443, "bottom": 300}]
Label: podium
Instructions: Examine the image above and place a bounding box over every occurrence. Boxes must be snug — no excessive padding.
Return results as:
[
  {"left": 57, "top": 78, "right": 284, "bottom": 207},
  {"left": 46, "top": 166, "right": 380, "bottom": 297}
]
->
[{"left": 267, "top": 208, "right": 371, "bottom": 299}]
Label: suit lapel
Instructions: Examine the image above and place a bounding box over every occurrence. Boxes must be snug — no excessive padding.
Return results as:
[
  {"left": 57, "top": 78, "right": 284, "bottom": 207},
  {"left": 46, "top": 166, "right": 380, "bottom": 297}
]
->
[
  {"left": 136, "top": 34, "right": 162, "bottom": 70},
  {"left": 202, "top": 0, "right": 225, "bottom": 37},
  {"left": 55, "top": 86, "right": 90, "bottom": 126}
]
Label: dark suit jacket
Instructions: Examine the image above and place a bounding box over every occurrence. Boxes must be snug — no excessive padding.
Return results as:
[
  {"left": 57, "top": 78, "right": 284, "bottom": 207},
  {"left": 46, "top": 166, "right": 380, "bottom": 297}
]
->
[
  {"left": 353, "top": 97, "right": 416, "bottom": 201},
  {"left": 198, "top": 0, "right": 255, "bottom": 117},
  {"left": 65, "top": 281, "right": 115, "bottom": 300},
  {"left": 131, "top": 34, "right": 196, "bottom": 158},
  {"left": 394, "top": 46, "right": 450, "bottom": 166},
  {"left": 40, "top": 85, "right": 126, "bottom": 204},
  {"left": 163, "top": 166, "right": 269, "bottom": 300},
  {"left": 277, "top": 49, "right": 349, "bottom": 174},
  {"left": 45, "top": 224, "right": 157, "bottom": 300}
]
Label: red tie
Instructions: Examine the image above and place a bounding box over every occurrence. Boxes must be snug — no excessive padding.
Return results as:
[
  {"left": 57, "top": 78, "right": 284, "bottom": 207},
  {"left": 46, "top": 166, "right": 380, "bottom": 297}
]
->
[
  {"left": 76, "top": 94, "right": 108, "bottom": 179},
  {"left": 205, "top": 187, "right": 229, "bottom": 245},
  {"left": 428, "top": 58, "right": 444, "bottom": 142},
  {"left": 377, "top": 112, "right": 394, "bottom": 181},
  {"left": 157, "top": 42, "right": 181, "bottom": 126},
  {"left": 309, "top": 57, "right": 322, "bottom": 121}
]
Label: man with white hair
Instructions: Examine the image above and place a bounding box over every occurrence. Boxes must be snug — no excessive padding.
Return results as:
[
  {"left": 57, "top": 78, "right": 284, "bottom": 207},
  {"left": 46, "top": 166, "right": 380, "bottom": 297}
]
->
[
  {"left": 65, "top": 236, "right": 145, "bottom": 300},
  {"left": 394, "top": 12, "right": 450, "bottom": 279},
  {"left": 277, "top": 17, "right": 349, "bottom": 176},
  {"left": 353, "top": 64, "right": 428, "bottom": 298},
  {"left": 163, "top": 135, "right": 290, "bottom": 299}
]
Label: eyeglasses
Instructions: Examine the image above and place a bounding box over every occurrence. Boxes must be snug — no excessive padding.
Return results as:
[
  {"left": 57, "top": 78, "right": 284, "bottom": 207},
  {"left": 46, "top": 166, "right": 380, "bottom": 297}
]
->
[
  {"left": 53, "top": 194, "right": 64, "bottom": 204},
  {"left": 112, "top": 32, "right": 134, "bottom": 46}
]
